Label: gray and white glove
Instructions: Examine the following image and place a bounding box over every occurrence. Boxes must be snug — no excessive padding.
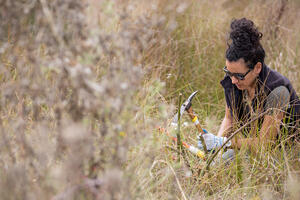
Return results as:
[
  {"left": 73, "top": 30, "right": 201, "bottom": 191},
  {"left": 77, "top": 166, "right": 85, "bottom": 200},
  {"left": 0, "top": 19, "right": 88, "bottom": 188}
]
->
[{"left": 197, "top": 129, "right": 231, "bottom": 151}]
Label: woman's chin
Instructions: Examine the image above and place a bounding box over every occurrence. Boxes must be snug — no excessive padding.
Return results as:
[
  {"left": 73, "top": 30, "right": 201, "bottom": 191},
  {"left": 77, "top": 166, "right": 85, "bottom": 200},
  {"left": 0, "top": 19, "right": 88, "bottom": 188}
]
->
[{"left": 235, "top": 84, "right": 244, "bottom": 90}]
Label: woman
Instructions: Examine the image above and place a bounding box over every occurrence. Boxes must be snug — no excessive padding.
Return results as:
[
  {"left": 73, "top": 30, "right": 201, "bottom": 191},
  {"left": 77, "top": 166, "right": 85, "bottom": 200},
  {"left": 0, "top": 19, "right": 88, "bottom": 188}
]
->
[{"left": 198, "top": 18, "right": 300, "bottom": 152}]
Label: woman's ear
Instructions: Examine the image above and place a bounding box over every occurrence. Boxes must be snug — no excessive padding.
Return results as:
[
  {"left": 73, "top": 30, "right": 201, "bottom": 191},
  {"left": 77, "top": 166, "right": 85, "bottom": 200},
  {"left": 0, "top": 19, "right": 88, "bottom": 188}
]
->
[{"left": 253, "top": 62, "right": 262, "bottom": 75}]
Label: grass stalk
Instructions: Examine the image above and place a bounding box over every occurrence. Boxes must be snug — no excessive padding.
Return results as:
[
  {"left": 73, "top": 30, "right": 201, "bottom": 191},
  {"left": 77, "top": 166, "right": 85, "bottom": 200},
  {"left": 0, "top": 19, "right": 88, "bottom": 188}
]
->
[{"left": 177, "top": 93, "right": 183, "bottom": 161}]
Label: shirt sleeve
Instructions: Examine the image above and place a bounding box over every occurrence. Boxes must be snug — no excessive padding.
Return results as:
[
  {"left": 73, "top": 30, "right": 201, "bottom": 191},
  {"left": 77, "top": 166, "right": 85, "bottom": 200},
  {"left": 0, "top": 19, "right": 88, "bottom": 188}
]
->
[{"left": 265, "top": 86, "right": 290, "bottom": 113}]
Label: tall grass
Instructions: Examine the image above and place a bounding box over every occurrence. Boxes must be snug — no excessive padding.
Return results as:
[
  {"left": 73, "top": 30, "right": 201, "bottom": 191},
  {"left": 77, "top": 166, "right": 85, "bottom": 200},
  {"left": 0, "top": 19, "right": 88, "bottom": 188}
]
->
[
  {"left": 0, "top": 0, "right": 299, "bottom": 199},
  {"left": 144, "top": 0, "right": 300, "bottom": 199}
]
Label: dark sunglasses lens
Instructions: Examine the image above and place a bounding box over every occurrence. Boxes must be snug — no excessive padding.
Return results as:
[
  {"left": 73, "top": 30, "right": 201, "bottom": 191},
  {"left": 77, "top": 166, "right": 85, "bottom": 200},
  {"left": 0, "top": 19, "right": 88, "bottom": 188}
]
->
[
  {"left": 223, "top": 67, "right": 245, "bottom": 80},
  {"left": 223, "top": 66, "right": 246, "bottom": 80},
  {"left": 227, "top": 72, "right": 244, "bottom": 80},
  {"left": 235, "top": 74, "right": 244, "bottom": 80}
]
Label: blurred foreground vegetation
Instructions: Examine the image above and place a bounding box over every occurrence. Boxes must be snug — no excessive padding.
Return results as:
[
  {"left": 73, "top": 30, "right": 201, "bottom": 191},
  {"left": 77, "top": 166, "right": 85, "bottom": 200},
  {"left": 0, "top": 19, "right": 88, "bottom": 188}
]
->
[{"left": 0, "top": 0, "right": 299, "bottom": 199}]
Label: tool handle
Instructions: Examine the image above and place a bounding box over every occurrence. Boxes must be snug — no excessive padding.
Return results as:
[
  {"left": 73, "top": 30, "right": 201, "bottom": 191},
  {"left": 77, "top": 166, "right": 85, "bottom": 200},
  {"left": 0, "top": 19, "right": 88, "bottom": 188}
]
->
[
  {"left": 186, "top": 107, "right": 208, "bottom": 154},
  {"left": 186, "top": 107, "right": 205, "bottom": 134}
]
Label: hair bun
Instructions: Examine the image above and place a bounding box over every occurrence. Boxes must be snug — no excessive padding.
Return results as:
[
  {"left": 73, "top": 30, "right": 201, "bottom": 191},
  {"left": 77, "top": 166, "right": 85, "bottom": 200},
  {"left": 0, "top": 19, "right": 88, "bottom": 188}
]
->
[{"left": 229, "top": 18, "right": 262, "bottom": 49}]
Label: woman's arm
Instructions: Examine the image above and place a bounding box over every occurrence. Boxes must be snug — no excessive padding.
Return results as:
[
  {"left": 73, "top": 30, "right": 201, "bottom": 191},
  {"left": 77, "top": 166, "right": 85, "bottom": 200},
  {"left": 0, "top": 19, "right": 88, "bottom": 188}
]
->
[
  {"left": 217, "top": 105, "right": 233, "bottom": 137},
  {"left": 230, "top": 112, "right": 284, "bottom": 150},
  {"left": 230, "top": 86, "right": 289, "bottom": 150}
]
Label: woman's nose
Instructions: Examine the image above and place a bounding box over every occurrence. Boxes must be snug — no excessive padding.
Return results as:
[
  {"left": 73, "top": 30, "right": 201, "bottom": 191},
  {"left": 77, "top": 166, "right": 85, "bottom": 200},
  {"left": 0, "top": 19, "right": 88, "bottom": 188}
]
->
[{"left": 231, "top": 76, "right": 239, "bottom": 84}]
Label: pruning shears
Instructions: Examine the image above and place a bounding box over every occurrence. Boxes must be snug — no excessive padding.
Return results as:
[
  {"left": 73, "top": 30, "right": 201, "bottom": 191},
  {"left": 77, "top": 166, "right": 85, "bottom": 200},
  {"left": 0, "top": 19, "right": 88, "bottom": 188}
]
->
[{"left": 171, "top": 91, "right": 208, "bottom": 154}]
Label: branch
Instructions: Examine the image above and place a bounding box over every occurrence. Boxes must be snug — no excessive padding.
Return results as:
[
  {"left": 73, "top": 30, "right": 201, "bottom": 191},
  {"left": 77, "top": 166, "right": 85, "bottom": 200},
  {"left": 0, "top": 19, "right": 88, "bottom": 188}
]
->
[
  {"left": 150, "top": 160, "right": 188, "bottom": 200},
  {"left": 200, "top": 109, "right": 271, "bottom": 177}
]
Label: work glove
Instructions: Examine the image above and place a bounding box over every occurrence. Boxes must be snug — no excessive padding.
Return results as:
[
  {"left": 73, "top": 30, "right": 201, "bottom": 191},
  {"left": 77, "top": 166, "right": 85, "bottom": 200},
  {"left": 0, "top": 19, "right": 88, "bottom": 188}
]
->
[{"left": 197, "top": 129, "right": 231, "bottom": 151}]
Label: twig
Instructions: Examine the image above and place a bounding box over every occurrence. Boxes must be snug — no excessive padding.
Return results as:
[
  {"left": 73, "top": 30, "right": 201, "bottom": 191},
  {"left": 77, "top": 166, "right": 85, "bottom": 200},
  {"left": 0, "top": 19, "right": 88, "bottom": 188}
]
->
[
  {"left": 280, "top": 141, "right": 293, "bottom": 181},
  {"left": 150, "top": 160, "right": 188, "bottom": 200},
  {"left": 175, "top": 93, "right": 194, "bottom": 174},
  {"left": 177, "top": 93, "right": 183, "bottom": 160},
  {"left": 161, "top": 131, "right": 200, "bottom": 176},
  {"left": 200, "top": 109, "right": 271, "bottom": 177}
]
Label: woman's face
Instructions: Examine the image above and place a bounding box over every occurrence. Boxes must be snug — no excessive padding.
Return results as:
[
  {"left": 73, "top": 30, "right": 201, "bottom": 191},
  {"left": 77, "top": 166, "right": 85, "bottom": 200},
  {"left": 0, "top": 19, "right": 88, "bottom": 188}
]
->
[{"left": 225, "top": 58, "right": 261, "bottom": 91}]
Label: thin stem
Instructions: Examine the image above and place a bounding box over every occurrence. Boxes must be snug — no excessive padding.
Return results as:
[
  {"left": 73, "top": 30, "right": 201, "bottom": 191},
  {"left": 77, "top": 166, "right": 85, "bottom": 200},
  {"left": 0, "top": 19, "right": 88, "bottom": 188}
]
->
[
  {"left": 200, "top": 109, "right": 270, "bottom": 177},
  {"left": 177, "top": 93, "right": 183, "bottom": 160},
  {"left": 150, "top": 160, "right": 188, "bottom": 200}
]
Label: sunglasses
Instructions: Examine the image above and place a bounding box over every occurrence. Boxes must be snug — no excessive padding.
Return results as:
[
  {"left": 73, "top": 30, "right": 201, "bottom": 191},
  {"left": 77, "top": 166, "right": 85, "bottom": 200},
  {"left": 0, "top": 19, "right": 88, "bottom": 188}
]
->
[{"left": 223, "top": 66, "right": 252, "bottom": 80}]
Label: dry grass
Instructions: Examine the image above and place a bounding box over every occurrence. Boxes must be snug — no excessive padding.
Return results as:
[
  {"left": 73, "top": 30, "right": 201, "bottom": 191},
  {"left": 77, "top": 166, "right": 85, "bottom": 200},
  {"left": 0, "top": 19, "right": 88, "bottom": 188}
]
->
[{"left": 0, "top": 0, "right": 299, "bottom": 199}]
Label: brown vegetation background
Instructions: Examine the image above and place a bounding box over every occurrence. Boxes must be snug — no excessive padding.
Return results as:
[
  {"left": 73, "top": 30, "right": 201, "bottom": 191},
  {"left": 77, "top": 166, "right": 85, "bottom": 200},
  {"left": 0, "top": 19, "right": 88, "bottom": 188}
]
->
[{"left": 0, "top": 0, "right": 299, "bottom": 199}]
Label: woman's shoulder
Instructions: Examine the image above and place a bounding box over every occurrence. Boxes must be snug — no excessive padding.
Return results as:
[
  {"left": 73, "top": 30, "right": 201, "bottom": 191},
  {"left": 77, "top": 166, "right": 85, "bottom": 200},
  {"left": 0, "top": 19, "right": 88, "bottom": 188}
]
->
[
  {"left": 260, "top": 65, "right": 293, "bottom": 93},
  {"left": 265, "top": 86, "right": 290, "bottom": 111}
]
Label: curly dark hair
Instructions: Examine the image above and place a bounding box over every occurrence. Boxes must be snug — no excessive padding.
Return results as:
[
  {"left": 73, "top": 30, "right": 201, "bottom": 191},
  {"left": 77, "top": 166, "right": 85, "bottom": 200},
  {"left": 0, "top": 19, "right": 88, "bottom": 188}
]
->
[{"left": 225, "top": 18, "right": 265, "bottom": 69}]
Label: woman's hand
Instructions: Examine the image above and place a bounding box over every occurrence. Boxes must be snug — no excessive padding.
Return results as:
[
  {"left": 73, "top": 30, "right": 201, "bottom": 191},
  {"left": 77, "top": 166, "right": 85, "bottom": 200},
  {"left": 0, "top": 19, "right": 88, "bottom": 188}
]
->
[{"left": 198, "top": 129, "right": 231, "bottom": 151}]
